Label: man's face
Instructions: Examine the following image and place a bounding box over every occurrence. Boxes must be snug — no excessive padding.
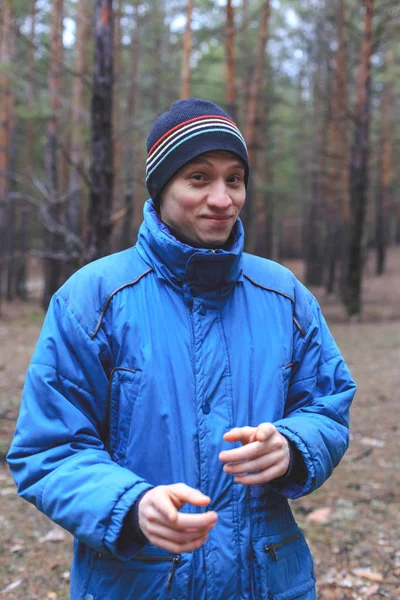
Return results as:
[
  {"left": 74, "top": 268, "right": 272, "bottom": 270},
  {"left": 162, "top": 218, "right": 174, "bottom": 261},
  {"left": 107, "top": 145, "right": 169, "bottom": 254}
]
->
[{"left": 159, "top": 151, "right": 246, "bottom": 248}]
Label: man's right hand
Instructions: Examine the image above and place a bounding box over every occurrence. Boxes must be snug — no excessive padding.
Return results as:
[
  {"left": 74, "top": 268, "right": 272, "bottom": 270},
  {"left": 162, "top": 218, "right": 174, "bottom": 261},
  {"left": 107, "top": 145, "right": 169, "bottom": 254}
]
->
[{"left": 138, "top": 483, "right": 218, "bottom": 554}]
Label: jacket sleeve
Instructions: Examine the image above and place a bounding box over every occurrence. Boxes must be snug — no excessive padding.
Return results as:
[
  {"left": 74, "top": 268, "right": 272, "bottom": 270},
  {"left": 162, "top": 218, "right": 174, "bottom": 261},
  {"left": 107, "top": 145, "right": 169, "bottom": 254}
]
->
[
  {"left": 272, "top": 284, "right": 356, "bottom": 500},
  {"left": 7, "top": 293, "right": 153, "bottom": 559}
]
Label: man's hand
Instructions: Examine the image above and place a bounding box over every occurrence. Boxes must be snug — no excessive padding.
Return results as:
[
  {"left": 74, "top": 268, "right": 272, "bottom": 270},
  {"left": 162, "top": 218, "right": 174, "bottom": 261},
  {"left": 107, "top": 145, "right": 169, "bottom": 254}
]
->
[
  {"left": 218, "top": 423, "right": 290, "bottom": 485},
  {"left": 138, "top": 483, "right": 218, "bottom": 554}
]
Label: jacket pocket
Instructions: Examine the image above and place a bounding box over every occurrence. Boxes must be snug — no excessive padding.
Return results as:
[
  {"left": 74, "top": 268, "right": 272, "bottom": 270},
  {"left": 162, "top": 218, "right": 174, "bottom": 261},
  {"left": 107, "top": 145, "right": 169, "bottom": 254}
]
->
[
  {"left": 108, "top": 367, "right": 142, "bottom": 463},
  {"left": 252, "top": 527, "right": 316, "bottom": 600},
  {"left": 85, "top": 545, "right": 192, "bottom": 600}
]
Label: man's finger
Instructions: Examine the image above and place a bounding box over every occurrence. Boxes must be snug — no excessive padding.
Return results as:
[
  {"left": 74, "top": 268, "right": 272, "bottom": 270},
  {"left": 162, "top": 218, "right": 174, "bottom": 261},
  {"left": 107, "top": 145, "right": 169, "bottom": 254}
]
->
[
  {"left": 234, "top": 463, "right": 286, "bottom": 485},
  {"left": 223, "top": 426, "right": 256, "bottom": 445},
  {"left": 175, "top": 510, "right": 218, "bottom": 531},
  {"left": 169, "top": 483, "right": 212, "bottom": 508},
  {"left": 147, "top": 490, "right": 179, "bottom": 524},
  {"left": 145, "top": 521, "right": 215, "bottom": 544},
  {"left": 219, "top": 440, "right": 265, "bottom": 464},
  {"left": 223, "top": 452, "right": 279, "bottom": 476},
  {"left": 255, "top": 422, "right": 276, "bottom": 442}
]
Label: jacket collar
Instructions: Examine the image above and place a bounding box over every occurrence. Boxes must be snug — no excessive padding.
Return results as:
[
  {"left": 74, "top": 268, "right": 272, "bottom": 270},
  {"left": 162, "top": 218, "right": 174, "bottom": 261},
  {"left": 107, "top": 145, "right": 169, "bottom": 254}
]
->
[{"left": 136, "top": 200, "right": 244, "bottom": 305}]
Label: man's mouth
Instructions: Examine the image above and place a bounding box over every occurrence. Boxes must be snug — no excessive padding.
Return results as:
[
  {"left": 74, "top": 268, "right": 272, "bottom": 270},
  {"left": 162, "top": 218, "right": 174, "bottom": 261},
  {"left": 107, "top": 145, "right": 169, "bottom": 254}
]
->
[{"left": 202, "top": 215, "right": 232, "bottom": 221}]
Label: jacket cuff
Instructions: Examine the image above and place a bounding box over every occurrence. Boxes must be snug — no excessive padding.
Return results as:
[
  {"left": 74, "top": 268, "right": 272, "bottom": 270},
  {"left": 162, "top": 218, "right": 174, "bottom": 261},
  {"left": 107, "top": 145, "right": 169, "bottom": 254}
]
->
[
  {"left": 117, "top": 489, "right": 150, "bottom": 554},
  {"left": 272, "top": 437, "right": 308, "bottom": 485},
  {"left": 104, "top": 482, "right": 153, "bottom": 560},
  {"left": 269, "top": 425, "right": 316, "bottom": 499}
]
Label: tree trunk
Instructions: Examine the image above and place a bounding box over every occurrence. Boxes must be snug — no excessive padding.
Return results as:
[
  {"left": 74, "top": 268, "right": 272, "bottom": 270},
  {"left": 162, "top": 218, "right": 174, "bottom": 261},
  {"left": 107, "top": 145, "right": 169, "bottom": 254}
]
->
[
  {"left": 335, "top": 0, "right": 351, "bottom": 297},
  {"left": 42, "top": 0, "right": 64, "bottom": 310},
  {"left": 305, "top": 166, "right": 326, "bottom": 286},
  {"left": 180, "top": 0, "right": 194, "bottom": 100},
  {"left": 66, "top": 0, "right": 91, "bottom": 278},
  {"left": 120, "top": 2, "right": 141, "bottom": 251},
  {"left": 225, "top": 0, "right": 237, "bottom": 121},
  {"left": 375, "top": 49, "right": 394, "bottom": 275},
  {"left": 243, "top": 0, "right": 270, "bottom": 250},
  {"left": 86, "top": 0, "right": 114, "bottom": 263},
  {"left": 112, "top": 0, "right": 123, "bottom": 251},
  {"left": 151, "top": 1, "right": 163, "bottom": 111},
  {"left": 239, "top": 0, "right": 251, "bottom": 124},
  {"left": 2, "top": 0, "right": 16, "bottom": 302},
  {"left": 261, "top": 141, "right": 275, "bottom": 260},
  {"left": 16, "top": 0, "right": 37, "bottom": 300},
  {"left": 325, "top": 105, "right": 338, "bottom": 295},
  {"left": 327, "top": 0, "right": 350, "bottom": 295},
  {"left": 305, "top": 29, "right": 329, "bottom": 288},
  {"left": 253, "top": 68, "right": 271, "bottom": 258},
  {"left": 0, "top": 0, "right": 13, "bottom": 311},
  {"left": 296, "top": 73, "right": 309, "bottom": 262},
  {"left": 343, "top": 0, "right": 374, "bottom": 316},
  {"left": 375, "top": 151, "right": 385, "bottom": 275},
  {"left": 6, "top": 105, "right": 16, "bottom": 301}
]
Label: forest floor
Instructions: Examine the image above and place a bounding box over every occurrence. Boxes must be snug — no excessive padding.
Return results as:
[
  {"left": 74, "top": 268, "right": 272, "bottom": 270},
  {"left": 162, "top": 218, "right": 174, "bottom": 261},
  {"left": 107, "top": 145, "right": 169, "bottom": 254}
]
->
[{"left": 0, "top": 250, "right": 399, "bottom": 600}]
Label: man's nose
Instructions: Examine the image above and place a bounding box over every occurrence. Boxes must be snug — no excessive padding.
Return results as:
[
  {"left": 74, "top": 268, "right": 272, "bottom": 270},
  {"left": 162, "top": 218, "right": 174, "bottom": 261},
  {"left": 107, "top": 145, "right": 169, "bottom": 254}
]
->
[{"left": 207, "top": 181, "right": 232, "bottom": 209}]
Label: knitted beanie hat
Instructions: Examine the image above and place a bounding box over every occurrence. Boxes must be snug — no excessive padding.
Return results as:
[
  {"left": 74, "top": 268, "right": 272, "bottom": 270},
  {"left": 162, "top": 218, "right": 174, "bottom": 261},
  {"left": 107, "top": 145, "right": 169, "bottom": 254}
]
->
[{"left": 145, "top": 98, "right": 249, "bottom": 204}]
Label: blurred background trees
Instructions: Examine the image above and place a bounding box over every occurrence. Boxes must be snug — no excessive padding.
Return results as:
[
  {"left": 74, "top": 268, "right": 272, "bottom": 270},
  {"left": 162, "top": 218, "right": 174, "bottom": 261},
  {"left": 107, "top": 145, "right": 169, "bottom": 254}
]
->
[{"left": 0, "top": 0, "right": 399, "bottom": 314}]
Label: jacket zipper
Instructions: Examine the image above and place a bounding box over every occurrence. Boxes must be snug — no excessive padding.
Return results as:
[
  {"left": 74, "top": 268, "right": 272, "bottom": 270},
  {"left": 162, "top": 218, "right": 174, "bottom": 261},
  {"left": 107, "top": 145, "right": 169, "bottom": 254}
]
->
[
  {"left": 264, "top": 532, "right": 301, "bottom": 561},
  {"left": 134, "top": 553, "right": 180, "bottom": 590},
  {"left": 166, "top": 555, "right": 180, "bottom": 590}
]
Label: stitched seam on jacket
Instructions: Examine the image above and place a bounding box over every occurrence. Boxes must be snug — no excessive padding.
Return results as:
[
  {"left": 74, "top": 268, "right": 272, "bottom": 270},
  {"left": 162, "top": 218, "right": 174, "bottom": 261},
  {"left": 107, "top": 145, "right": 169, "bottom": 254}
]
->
[
  {"left": 318, "top": 353, "right": 342, "bottom": 369},
  {"left": 216, "top": 311, "right": 241, "bottom": 598},
  {"left": 29, "top": 362, "right": 94, "bottom": 397},
  {"left": 243, "top": 273, "right": 294, "bottom": 303},
  {"left": 57, "top": 293, "right": 101, "bottom": 350},
  {"left": 289, "top": 373, "right": 316, "bottom": 387},
  {"left": 319, "top": 397, "right": 349, "bottom": 427},
  {"left": 90, "top": 268, "right": 153, "bottom": 339},
  {"left": 290, "top": 360, "right": 350, "bottom": 428},
  {"left": 57, "top": 294, "right": 111, "bottom": 380}
]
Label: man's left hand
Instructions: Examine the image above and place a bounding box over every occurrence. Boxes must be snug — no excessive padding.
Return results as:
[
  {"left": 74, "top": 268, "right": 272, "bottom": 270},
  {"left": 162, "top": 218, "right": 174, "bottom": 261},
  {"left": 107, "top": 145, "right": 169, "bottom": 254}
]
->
[{"left": 218, "top": 423, "right": 290, "bottom": 485}]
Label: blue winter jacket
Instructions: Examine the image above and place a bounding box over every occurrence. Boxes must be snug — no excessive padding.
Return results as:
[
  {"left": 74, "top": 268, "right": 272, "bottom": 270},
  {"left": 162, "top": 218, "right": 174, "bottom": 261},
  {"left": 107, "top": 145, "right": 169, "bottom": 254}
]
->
[{"left": 8, "top": 200, "right": 356, "bottom": 600}]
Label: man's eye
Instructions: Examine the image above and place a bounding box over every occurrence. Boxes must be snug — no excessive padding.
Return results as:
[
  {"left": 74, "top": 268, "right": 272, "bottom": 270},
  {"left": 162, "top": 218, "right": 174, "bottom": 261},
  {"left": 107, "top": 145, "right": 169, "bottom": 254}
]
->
[
  {"left": 191, "top": 173, "right": 205, "bottom": 181},
  {"left": 227, "top": 175, "right": 243, "bottom": 184}
]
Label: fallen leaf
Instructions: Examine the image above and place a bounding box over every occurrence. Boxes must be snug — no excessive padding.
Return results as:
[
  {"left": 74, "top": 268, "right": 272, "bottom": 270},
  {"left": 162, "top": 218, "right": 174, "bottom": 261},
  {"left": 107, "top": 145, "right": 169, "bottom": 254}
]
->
[
  {"left": 10, "top": 543, "right": 24, "bottom": 553},
  {"left": 361, "top": 583, "right": 380, "bottom": 597},
  {"left": 0, "top": 579, "right": 23, "bottom": 594},
  {"left": 360, "top": 437, "right": 385, "bottom": 448},
  {"left": 39, "top": 528, "right": 66, "bottom": 543},
  {"left": 337, "top": 576, "right": 354, "bottom": 588},
  {"left": 306, "top": 507, "right": 332, "bottom": 524},
  {"left": 0, "top": 487, "right": 16, "bottom": 496},
  {"left": 352, "top": 568, "right": 383, "bottom": 582}
]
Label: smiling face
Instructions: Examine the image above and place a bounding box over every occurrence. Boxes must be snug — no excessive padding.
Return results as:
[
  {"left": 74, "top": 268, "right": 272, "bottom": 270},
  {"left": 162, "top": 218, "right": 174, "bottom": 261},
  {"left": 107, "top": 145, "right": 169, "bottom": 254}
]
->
[{"left": 159, "top": 151, "right": 246, "bottom": 248}]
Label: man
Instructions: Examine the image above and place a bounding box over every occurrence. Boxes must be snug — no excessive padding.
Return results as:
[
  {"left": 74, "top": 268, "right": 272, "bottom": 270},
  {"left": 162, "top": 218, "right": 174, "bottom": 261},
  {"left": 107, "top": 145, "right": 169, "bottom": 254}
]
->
[{"left": 8, "top": 98, "right": 356, "bottom": 600}]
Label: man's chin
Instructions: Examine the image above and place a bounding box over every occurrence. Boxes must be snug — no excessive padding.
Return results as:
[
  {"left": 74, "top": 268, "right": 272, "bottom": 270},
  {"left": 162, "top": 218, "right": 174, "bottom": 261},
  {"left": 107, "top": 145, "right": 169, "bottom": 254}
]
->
[{"left": 199, "top": 235, "right": 231, "bottom": 249}]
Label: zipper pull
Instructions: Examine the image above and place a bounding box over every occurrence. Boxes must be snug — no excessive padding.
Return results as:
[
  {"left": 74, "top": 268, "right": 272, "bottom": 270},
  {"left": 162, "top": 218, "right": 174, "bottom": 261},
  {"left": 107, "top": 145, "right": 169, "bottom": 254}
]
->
[
  {"left": 166, "top": 555, "right": 179, "bottom": 590},
  {"left": 264, "top": 544, "right": 278, "bottom": 561}
]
